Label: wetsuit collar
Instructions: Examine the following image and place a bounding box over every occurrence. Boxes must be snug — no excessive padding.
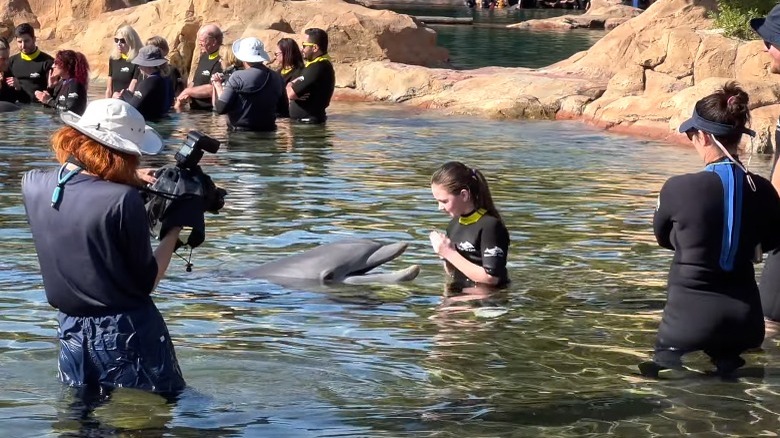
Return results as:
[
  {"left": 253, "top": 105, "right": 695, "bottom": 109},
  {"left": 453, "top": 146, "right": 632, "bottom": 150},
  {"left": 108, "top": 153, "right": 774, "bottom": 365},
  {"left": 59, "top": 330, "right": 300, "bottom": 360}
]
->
[
  {"left": 704, "top": 156, "right": 731, "bottom": 166},
  {"left": 305, "top": 54, "right": 331, "bottom": 67},
  {"left": 208, "top": 51, "right": 219, "bottom": 61},
  {"left": 121, "top": 53, "right": 129, "bottom": 60},
  {"left": 459, "top": 208, "right": 486, "bottom": 225},
  {"left": 281, "top": 66, "right": 292, "bottom": 75},
  {"left": 21, "top": 48, "right": 41, "bottom": 61}
]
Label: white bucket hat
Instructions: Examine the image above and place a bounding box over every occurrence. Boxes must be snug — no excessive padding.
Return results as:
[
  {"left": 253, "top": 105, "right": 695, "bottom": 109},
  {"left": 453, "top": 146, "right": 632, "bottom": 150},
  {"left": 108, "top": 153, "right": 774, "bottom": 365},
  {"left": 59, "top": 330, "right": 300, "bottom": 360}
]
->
[
  {"left": 60, "top": 99, "right": 163, "bottom": 156},
  {"left": 232, "top": 37, "right": 270, "bottom": 63}
]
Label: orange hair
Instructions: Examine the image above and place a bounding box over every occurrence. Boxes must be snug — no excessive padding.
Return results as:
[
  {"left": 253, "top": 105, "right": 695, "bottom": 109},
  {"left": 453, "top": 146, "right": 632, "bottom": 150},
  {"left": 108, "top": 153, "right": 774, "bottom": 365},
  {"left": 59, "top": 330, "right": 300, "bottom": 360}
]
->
[{"left": 52, "top": 126, "right": 140, "bottom": 186}]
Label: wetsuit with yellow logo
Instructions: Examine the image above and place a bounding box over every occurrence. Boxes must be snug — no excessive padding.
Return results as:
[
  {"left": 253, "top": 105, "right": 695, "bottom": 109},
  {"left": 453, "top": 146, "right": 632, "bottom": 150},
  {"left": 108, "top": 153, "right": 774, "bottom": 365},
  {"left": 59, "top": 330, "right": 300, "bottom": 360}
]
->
[
  {"left": 446, "top": 208, "right": 510, "bottom": 286},
  {"left": 7, "top": 48, "right": 54, "bottom": 104}
]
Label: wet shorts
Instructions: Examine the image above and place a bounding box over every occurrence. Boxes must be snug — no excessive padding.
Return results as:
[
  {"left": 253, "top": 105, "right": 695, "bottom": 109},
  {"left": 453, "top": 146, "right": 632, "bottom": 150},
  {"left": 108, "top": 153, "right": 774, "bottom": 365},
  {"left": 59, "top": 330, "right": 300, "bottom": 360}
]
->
[{"left": 56, "top": 302, "right": 185, "bottom": 394}]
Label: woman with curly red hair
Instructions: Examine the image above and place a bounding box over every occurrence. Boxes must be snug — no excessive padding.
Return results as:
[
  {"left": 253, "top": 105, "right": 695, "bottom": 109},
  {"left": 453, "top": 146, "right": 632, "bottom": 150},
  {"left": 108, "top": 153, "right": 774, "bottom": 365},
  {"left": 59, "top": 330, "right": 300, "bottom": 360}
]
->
[{"left": 34, "top": 49, "right": 89, "bottom": 115}]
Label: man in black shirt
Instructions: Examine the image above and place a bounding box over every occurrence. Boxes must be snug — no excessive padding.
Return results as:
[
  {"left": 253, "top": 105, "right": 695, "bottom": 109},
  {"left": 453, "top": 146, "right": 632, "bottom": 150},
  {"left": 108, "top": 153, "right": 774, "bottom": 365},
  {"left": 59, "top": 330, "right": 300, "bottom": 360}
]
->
[
  {"left": 6, "top": 23, "right": 54, "bottom": 104},
  {"left": 286, "top": 28, "right": 335, "bottom": 124},
  {"left": 176, "top": 24, "right": 222, "bottom": 110}
]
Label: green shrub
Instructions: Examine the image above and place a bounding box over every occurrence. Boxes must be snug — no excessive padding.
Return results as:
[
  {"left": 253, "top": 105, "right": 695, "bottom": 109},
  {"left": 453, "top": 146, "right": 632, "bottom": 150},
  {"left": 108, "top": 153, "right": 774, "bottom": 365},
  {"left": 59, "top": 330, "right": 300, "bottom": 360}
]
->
[{"left": 711, "top": 0, "right": 777, "bottom": 40}]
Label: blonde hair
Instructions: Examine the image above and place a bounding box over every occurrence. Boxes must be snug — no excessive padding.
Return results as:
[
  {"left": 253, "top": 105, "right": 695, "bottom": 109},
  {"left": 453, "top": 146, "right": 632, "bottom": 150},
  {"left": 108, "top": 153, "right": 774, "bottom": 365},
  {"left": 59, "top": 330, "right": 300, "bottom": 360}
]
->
[
  {"left": 219, "top": 44, "right": 241, "bottom": 71},
  {"left": 110, "top": 25, "right": 144, "bottom": 61}
]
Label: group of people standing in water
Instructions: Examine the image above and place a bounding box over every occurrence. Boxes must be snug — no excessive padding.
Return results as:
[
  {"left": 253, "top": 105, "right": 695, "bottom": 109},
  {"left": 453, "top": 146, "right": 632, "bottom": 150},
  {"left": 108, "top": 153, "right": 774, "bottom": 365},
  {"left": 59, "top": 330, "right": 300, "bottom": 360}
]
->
[
  {"left": 0, "top": 22, "right": 336, "bottom": 131},
  {"left": 17, "top": 3, "right": 780, "bottom": 404}
]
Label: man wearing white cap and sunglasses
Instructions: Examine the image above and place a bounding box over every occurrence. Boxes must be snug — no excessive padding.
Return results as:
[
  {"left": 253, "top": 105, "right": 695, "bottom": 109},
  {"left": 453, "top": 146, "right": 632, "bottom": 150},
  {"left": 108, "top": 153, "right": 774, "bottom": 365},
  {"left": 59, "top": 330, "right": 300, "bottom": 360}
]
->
[
  {"left": 212, "top": 37, "right": 285, "bottom": 132},
  {"left": 20, "top": 99, "right": 205, "bottom": 395}
]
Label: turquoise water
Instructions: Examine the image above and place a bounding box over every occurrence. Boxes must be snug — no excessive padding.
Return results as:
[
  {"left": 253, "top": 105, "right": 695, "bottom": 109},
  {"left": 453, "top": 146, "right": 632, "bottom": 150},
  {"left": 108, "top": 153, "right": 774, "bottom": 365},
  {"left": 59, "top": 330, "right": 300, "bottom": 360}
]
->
[
  {"left": 389, "top": 6, "right": 605, "bottom": 68},
  {"left": 2, "top": 98, "right": 780, "bottom": 436}
]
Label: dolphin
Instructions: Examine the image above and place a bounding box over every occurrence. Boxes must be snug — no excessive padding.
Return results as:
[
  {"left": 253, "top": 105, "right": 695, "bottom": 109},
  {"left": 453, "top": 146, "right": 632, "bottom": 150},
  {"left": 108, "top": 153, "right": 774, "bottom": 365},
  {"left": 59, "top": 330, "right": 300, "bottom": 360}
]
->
[
  {"left": 244, "top": 239, "right": 420, "bottom": 285},
  {"left": 0, "top": 102, "right": 21, "bottom": 112}
]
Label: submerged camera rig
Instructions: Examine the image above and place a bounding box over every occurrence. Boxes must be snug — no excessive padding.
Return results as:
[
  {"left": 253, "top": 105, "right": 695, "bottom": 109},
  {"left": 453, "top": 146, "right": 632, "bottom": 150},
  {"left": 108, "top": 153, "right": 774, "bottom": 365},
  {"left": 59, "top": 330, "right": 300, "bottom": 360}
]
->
[{"left": 142, "top": 131, "right": 228, "bottom": 270}]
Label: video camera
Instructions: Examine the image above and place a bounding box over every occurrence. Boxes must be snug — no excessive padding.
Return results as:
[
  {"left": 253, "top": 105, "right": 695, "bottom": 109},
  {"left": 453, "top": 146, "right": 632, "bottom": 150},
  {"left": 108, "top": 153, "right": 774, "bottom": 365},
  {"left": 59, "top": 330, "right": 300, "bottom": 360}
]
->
[{"left": 143, "top": 131, "right": 228, "bottom": 255}]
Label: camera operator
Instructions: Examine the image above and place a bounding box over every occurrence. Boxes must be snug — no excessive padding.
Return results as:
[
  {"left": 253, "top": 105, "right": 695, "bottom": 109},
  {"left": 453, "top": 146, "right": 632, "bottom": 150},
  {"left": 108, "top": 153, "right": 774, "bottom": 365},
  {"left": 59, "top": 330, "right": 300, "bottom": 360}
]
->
[
  {"left": 21, "top": 99, "right": 205, "bottom": 396},
  {"left": 212, "top": 37, "right": 286, "bottom": 132}
]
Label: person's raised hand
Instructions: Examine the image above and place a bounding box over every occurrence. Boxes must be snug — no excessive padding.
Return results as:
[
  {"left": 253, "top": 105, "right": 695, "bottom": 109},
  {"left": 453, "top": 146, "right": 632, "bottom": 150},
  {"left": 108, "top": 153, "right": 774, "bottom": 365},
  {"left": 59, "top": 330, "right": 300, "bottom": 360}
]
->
[{"left": 429, "top": 230, "right": 452, "bottom": 257}]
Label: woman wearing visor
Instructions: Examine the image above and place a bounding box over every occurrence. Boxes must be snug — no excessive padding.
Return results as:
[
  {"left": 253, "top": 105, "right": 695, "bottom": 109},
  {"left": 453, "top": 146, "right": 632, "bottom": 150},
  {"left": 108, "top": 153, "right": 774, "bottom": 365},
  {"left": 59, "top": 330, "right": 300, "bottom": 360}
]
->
[{"left": 641, "top": 82, "right": 780, "bottom": 378}]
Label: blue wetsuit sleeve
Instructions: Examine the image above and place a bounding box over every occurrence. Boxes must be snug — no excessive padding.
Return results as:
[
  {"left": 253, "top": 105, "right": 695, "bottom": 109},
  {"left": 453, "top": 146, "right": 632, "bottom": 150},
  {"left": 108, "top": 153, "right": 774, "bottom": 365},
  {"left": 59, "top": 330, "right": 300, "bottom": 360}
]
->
[
  {"left": 119, "top": 191, "right": 158, "bottom": 295},
  {"left": 653, "top": 180, "right": 675, "bottom": 250},
  {"left": 480, "top": 220, "right": 509, "bottom": 276}
]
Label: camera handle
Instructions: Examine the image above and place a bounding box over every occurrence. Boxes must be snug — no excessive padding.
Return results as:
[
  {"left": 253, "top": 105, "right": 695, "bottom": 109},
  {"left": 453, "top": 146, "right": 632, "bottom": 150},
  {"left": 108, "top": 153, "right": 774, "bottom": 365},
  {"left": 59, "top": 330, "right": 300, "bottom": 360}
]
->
[{"left": 173, "top": 245, "right": 194, "bottom": 272}]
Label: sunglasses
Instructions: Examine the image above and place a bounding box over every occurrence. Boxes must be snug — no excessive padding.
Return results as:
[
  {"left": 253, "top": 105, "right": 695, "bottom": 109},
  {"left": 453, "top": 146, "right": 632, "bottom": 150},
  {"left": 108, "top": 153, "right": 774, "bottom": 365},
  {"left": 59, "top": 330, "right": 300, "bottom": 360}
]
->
[
  {"left": 685, "top": 130, "right": 697, "bottom": 140},
  {"left": 114, "top": 38, "right": 126, "bottom": 44}
]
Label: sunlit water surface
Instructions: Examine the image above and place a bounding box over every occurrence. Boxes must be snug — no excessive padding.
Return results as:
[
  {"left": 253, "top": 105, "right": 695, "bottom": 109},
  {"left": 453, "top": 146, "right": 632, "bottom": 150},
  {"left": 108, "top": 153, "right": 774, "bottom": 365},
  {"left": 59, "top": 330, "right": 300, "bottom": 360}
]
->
[
  {"left": 387, "top": 6, "right": 605, "bottom": 69},
  {"left": 1, "top": 98, "right": 780, "bottom": 437}
]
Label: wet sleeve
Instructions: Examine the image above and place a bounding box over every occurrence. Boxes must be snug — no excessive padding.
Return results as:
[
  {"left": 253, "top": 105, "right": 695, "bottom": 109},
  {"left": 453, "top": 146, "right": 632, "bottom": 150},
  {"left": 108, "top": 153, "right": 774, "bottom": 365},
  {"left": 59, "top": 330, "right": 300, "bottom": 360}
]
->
[
  {"left": 43, "top": 57, "right": 54, "bottom": 73},
  {"left": 761, "top": 182, "right": 780, "bottom": 252},
  {"left": 653, "top": 179, "right": 675, "bottom": 250},
  {"left": 132, "top": 65, "right": 141, "bottom": 81},
  {"left": 122, "top": 76, "right": 155, "bottom": 109},
  {"left": 291, "top": 63, "right": 321, "bottom": 97},
  {"left": 214, "top": 74, "right": 239, "bottom": 114},
  {"left": 57, "top": 82, "right": 85, "bottom": 113},
  {"left": 276, "top": 78, "right": 290, "bottom": 118},
  {"left": 119, "top": 190, "right": 158, "bottom": 295},
  {"left": 480, "top": 220, "right": 509, "bottom": 276}
]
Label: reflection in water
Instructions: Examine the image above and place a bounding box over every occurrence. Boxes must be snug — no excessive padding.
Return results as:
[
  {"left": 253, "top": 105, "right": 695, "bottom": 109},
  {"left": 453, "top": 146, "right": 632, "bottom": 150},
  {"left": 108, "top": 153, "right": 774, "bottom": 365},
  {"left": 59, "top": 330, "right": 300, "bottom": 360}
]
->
[{"left": 3, "top": 97, "right": 780, "bottom": 435}]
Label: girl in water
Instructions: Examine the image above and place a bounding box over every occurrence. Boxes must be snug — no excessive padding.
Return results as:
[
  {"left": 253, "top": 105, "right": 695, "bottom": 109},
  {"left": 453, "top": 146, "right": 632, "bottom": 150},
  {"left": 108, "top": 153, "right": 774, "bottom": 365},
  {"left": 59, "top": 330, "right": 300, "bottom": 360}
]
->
[
  {"left": 644, "top": 82, "right": 780, "bottom": 377},
  {"left": 429, "top": 161, "right": 510, "bottom": 288}
]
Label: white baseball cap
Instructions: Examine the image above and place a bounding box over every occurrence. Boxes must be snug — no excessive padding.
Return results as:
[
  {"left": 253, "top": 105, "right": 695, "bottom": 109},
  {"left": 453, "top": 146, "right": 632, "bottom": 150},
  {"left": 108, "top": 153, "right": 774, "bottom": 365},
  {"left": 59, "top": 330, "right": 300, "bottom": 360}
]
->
[{"left": 60, "top": 99, "right": 163, "bottom": 156}]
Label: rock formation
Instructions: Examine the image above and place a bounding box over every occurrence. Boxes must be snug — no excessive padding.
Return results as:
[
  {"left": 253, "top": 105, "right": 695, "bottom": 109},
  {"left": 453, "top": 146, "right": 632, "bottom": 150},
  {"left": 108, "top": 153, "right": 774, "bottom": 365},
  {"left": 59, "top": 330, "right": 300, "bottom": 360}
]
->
[{"left": 338, "top": 0, "right": 777, "bottom": 152}]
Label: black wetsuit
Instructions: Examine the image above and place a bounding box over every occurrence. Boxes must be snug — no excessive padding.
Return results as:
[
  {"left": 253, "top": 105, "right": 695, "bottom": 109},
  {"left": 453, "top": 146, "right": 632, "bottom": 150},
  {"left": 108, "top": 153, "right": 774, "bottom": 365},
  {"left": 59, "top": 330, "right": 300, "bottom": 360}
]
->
[
  {"left": 446, "top": 208, "right": 510, "bottom": 287},
  {"left": 289, "top": 55, "right": 335, "bottom": 124},
  {"left": 652, "top": 159, "right": 780, "bottom": 370},
  {"left": 121, "top": 72, "right": 169, "bottom": 121},
  {"left": 42, "top": 79, "right": 88, "bottom": 115},
  {"left": 108, "top": 56, "right": 140, "bottom": 93},
  {"left": 277, "top": 66, "right": 302, "bottom": 118},
  {"left": 759, "top": 120, "right": 780, "bottom": 321},
  {"left": 7, "top": 49, "right": 54, "bottom": 104},
  {"left": 190, "top": 52, "right": 221, "bottom": 110}
]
